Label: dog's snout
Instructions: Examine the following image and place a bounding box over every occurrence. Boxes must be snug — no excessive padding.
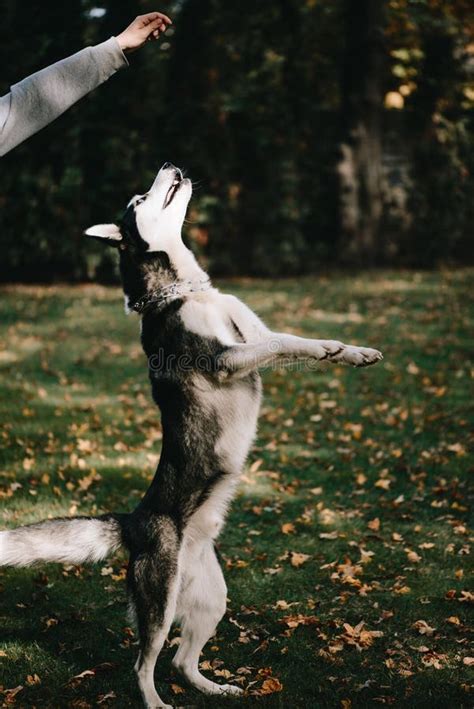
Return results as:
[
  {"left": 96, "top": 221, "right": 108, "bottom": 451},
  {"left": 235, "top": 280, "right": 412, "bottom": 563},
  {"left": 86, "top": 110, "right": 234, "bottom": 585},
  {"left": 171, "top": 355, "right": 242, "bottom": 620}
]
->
[{"left": 161, "top": 163, "right": 182, "bottom": 181}]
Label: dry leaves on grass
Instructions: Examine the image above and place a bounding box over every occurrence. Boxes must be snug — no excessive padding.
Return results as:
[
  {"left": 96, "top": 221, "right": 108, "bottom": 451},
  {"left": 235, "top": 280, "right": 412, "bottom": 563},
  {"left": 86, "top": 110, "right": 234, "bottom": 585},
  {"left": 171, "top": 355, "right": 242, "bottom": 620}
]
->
[
  {"left": 412, "top": 620, "right": 436, "bottom": 636},
  {"left": 1, "top": 685, "right": 24, "bottom": 704},
  {"left": 367, "top": 517, "right": 380, "bottom": 532},
  {"left": 330, "top": 557, "right": 365, "bottom": 589},
  {"left": 421, "top": 652, "right": 448, "bottom": 670},
  {"left": 341, "top": 621, "right": 384, "bottom": 650},
  {"left": 319, "top": 620, "right": 384, "bottom": 660},
  {"left": 280, "top": 614, "right": 319, "bottom": 630},
  {"left": 248, "top": 668, "right": 283, "bottom": 696},
  {"left": 259, "top": 677, "right": 283, "bottom": 695},
  {"left": 278, "top": 551, "right": 311, "bottom": 567},
  {"left": 66, "top": 663, "right": 117, "bottom": 688},
  {"left": 170, "top": 684, "right": 186, "bottom": 694}
]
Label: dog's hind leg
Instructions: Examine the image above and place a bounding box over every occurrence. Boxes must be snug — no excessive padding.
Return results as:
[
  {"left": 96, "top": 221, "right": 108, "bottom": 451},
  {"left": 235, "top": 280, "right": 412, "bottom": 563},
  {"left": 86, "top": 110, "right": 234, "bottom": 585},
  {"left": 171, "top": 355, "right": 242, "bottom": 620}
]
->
[
  {"left": 129, "top": 518, "right": 181, "bottom": 709},
  {"left": 172, "top": 540, "right": 243, "bottom": 697}
]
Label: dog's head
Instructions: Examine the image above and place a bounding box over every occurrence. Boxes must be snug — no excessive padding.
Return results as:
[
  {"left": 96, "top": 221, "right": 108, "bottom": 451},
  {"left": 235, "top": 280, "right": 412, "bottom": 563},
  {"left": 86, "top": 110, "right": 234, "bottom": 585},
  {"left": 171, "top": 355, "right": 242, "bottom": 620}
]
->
[
  {"left": 85, "top": 163, "right": 194, "bottom": 311},
  {"left": 85, "top": 162, "right": 192, "bottom": 253}
]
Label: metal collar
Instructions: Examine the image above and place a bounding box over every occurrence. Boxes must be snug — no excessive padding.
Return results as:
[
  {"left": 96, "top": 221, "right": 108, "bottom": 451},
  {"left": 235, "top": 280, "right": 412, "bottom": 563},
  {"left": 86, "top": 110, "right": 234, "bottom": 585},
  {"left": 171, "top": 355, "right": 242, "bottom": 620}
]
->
[{"left": 131, "top": 278, "right": 212, "bottom": 314}]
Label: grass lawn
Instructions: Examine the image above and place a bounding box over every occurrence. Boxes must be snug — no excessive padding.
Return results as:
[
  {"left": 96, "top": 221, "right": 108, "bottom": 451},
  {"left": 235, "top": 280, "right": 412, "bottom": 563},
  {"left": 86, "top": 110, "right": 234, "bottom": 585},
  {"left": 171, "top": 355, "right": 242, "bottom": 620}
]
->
[{"left": 0, "top": 270, "right": 472, "bottom": 708}]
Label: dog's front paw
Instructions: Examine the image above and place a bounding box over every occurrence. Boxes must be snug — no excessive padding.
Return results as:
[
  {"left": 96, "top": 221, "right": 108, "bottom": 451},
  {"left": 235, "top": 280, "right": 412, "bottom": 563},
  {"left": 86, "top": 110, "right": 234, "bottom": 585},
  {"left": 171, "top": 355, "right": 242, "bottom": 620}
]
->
[{"left": 343, "top": 346, "right": 383, "bottom": 367}]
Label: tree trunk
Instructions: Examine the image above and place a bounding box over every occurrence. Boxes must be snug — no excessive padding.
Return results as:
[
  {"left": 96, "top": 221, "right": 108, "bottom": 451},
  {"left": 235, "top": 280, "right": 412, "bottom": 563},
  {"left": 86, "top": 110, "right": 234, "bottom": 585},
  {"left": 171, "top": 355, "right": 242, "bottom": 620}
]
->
[{"left": 337, "top": 0, "right": 386, "bottom": 264}]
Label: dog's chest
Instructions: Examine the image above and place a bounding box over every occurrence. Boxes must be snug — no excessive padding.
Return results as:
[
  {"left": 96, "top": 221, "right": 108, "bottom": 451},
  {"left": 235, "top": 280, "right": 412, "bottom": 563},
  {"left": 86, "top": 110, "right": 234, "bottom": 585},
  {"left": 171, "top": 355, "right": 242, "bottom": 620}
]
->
[{"left": 180, "top": 299, "right": 238, "bottom": 345}]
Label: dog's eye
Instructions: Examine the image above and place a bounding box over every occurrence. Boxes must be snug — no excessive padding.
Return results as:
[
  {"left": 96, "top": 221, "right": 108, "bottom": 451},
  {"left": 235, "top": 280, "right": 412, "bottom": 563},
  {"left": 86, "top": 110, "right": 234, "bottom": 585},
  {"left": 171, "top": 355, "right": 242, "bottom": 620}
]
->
[{"left": 135, "top": 194, "right": 148, "bottom": 206}]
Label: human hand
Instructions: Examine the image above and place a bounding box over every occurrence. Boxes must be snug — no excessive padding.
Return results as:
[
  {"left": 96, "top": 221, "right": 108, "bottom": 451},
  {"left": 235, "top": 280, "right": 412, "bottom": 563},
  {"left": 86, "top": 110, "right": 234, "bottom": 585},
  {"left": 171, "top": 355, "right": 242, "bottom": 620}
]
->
[{"left": 116, "top": 12, "right": 172, "bottom": 54}]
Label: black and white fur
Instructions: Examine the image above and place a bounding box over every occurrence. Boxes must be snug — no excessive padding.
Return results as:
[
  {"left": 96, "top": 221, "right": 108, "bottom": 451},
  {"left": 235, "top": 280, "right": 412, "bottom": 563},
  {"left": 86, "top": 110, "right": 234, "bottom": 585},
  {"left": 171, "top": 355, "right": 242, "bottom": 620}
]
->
[{"left": 0, "top": 164, "right": 383, "bottom": 708}]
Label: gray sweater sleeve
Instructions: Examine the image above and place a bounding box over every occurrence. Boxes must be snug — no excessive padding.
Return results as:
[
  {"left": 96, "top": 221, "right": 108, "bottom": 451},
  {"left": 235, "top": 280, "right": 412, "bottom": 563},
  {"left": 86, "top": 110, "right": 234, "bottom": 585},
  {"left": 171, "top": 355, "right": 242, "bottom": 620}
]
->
[{"left": 0, "top": 37, "right": 128, "bottom": 156}]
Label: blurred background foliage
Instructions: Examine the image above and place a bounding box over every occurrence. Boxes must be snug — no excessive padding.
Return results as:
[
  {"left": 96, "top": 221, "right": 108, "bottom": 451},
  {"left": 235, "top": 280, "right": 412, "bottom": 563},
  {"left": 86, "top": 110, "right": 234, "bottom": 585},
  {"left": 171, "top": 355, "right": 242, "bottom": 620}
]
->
[{"left": 0, "top": 0, "right": 472, "bottom": 281}]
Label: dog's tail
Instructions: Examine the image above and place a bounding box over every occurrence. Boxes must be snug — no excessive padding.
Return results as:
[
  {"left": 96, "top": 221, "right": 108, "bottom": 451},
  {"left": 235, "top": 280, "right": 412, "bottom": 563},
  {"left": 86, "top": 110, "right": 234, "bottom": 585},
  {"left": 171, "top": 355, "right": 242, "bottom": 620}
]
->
[{"left": 0, "top": 514, "right": 126, "bottom": 567}]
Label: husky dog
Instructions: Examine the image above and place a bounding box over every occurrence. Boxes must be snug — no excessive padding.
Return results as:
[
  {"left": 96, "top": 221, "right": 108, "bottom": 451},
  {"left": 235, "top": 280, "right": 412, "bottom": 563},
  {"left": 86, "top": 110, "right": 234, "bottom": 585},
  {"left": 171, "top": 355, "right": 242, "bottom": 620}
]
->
[{"left": 0, "top": 164, "right": 382, "bottom": 708}]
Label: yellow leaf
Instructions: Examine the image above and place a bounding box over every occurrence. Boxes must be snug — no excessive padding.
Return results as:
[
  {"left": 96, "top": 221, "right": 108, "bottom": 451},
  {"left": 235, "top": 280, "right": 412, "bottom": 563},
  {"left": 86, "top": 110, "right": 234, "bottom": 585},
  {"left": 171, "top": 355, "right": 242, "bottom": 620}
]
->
[
  {"left": 359, "top": 548, "right": 374, "bottom": 564},
  {"left": 260, "top": 677, "right": 283, "bottom": 694},
  {"left": 412, "top": 620, "right": 436, "bottom": 636},
  {"left": 170, "top": 684, "right": 185, "bottom": 694},
  {"left": 368, "top": 518, "right": 380, "bottom": 532},
  {"left": 281, "top": 523, "right": 296, "bottom": 535},
  {"left": 446, "top": 442, "right": 466, "bottom": 456},
  {"left": 395, "top": 585, "right": 411, "bottom": 595},
  {"left": 319, "top": 531, "right": 338, "bottom": 540},
  {"left": 26, "top": 674, "right": 41, "bottom": 685},
  {"left": 446, "top": 616, "right": 460, "bottom": 625},
  {"left": 290, "top": 552, "right": 310, "bottom": 568}
]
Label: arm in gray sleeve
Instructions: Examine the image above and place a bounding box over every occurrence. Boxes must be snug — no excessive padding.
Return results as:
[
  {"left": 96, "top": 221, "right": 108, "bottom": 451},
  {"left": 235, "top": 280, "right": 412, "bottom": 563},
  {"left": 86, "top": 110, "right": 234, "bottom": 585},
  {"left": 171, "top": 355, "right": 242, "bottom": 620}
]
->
[{"left": 0, "top": 37, "right": 128, "bottom": 157}]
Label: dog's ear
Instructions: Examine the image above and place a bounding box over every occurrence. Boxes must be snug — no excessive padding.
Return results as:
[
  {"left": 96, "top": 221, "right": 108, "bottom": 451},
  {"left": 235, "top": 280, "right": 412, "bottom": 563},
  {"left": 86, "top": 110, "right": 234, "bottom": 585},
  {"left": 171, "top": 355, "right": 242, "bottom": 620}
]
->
[{"left": 84, "top": 223, "right": 122, "bottom": 247}]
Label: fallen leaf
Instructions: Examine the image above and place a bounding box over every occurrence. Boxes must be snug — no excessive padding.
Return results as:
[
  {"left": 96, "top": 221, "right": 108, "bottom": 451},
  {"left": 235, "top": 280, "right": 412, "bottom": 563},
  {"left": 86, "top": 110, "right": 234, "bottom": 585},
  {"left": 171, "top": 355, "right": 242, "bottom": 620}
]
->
[
  {"left": 320, "top": 531, "right": 338, "bottom": 540},
  {"left": 340, "top": 621, "right": 383, "bottom": 650},
  {"left": 170, "top": 684, "right": 186, "bottom": 694},
  {"left": 281, "top": 614, "right": 319, "bottom": 629},
  {"left": 260, "top": 677, "right": 283, "bottom": 694},
  {"left": 3, "top": 685, "right": 23, "bottom": 703},
  {"left": 446, "top": 616, "right": 461, "bottom": 625},
  {"left": 394, "top": 585, "right": 411, "bottom": 595},
  {"left": 68, "top": 669, "right": 95, "bottom": 685},
  {"left": 412, "top": 620, "right": 436, "bottom": 636},
  {"left": 446, "top": 442, "right": 466, "bottom": 456},
  {"left": 289, "top": 552, "right": 310, "bottom": 568},
  {"left": 25, "top": 674, "right": 41, "bottom": 685},
  {"left": 421, "top": 653, "right": 446, "bottom": 669}
]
